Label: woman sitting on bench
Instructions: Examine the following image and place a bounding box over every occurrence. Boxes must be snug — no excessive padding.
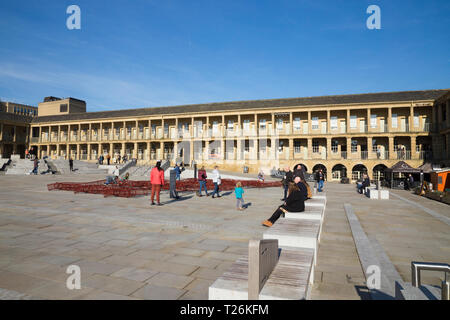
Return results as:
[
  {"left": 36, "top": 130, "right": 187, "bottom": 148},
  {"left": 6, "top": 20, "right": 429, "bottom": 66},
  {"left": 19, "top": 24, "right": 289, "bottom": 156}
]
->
[{"left": 262, "top": 176, "right": 307, "bottom": 227}]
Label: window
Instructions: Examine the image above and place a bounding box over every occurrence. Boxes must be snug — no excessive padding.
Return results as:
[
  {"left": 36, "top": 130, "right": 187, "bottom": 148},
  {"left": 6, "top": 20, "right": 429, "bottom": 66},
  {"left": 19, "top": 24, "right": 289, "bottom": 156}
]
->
[
  {"left": 294, "top": 140, "right": 301, "bottom": 153},
  {"left": 330, "top": 116, "right": 338, "bottom": 129},
  {"left": 414, "top": 112, "right": 419, "bottom": 127},
  {"left": 259, "top": 119, "right": 266, "bottom": 129},
  {"left": 331, "top": 140, "right": 339, "bottom": 153},
  {"left": 311, "top": 117, "right": 319, "bottom": 130},
  {"left": 243, "top": 119, "right": 250, "bottom": 131},
  {"left": 227, "top": 120, "right": 234, "bottom": 129},
  {"left": 115, "top": 128, "right": 120, "bottom": 135},
  {"left": 351, "top": 140, "right": 358, "bottom": 153},
  {"left": 350, "top": 115, "right": 357, "bottom": 128},
  {"left": 293, "top": 117, "right": 301, "bottom": 130},
  {"left": 312, "top": 141, "right": 319, "bottom": 153},
  {"left": 60, "top": 104, "right": 68, "bottom": 112},
  {"left": 276, "top": 118, "right": 283, "bottom": 130},
  {"left": 392, "top": 114, "right": 398, "bottom": 128},
  {"left": 370, "top": 114, "right": 377, "bottom": 128}
]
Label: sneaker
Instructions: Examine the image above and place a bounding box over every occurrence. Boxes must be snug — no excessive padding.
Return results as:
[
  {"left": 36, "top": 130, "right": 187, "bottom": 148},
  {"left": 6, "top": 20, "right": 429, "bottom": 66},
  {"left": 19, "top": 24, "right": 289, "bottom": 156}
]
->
[
  {"left": 212, "top": 195, "right": 215, "bottom": 198},
  {"left": 262, "top": 220, "right": 273, "bottom": 227},
  {"left": 157, "top": 203, "right": 163, "bottom": 206},
  {"left": 217, "top": 195, "right": 221, "bottom": 198},
  {"left": 151, "top": 202, "right": 155, "bottom": 205}
]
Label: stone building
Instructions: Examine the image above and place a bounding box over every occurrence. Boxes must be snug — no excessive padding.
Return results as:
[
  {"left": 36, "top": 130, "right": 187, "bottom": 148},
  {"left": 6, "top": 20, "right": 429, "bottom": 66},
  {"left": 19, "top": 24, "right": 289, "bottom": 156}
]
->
[{"left": 5, "top": 89, "right": 450, "bottom": 180}]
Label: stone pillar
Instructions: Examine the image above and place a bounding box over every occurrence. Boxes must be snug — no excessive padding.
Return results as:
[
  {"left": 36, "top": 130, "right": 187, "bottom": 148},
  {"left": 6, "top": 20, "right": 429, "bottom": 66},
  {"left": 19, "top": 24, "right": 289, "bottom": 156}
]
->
[
  {"left": 76, "top": 144, "right": 80, "bottom": 160},
  {"left": 39, "top": 126, "right": 42, "bottom": 143},
  {"left": 347, "top": 109, "right": 350, "bottom": 133},
  {"left": 136, "top": 120, "right": 139, "bottom": 139},
  {"left": 409, "top": 106, "right": 414, "bottom": 132},
  {"left": 308, "top": 111, "right": 312, "bottom": 133},
  {"left": 237, "top": 114, "right": 241, "bottom": 137},
  {"left": 367, "top": 137, "right": 373, "bottom": 159},
  {"left": 109, "top": 143, "right": 113, "bottom": 158},
  {"left": 307, "top": 138, "right": 312, "bottom": 159},
  {"left": 346, "top": 137, "right": 351, "bottom": 159},
  {"left": 221, "top": 115, "right": 225, "bottom": 138},
  {"left": 99, "top": 143, "right": 103, "bottom": 157},
  {"left": 388, "top": 137, "right": 394, "bottom": 160},
  {"left": 121, "top": 143, "right": 125, "bottom": 157},
  {"left": 87, "top": 144, "right": 91, "bottom": 160},
  {"left": 271, "top": 113, "right": 275, "bottom": 136},
  {"left": 190, "top": 139, "right": 194, "bottom": 163},
  {"left": 367, "top": 108, "right": 371, "bottom": 133},
  {"left": 326, "top": 137, "right": 331, "bottom": 160},
  {"left": 236, "top": 139, "right": 241, "bottom": 161},
  {"left": 410, "top": 135, "right": 417, "bottom": 159},
  {"left": 78, "top": 124, "right": 81, "bottom": 142},
  {"left": 327, "top": 110, "right": 330, "bottom": 134},
  {"left": 289, "top": 112, "right": 293, "bottom": 135},
  {"left": 134, "top": 142, "right": 138, "bottom": 159},
  {"left": 388, "top": 107, "right": 392, "bottom": 132},
  {"left": 146, "top": 142, "right": 150, "bottom": 161},
  {"left": 220, "top": 139, "right": 225, "bottom": 161},
  {"left": 205, "top": 140, "right": 210, "bottom": 162},
  {"left": 0, "top": 123, "right": 3, "bottom": 141},
  {"left": 56, "top": 144, "right": 60, "bottom": 158},
  {"left": 99, "top": 123, "right": 103, "bottom": 141},
  {"left": 289, "top": 138, "right": 294, "bottom": 160}
]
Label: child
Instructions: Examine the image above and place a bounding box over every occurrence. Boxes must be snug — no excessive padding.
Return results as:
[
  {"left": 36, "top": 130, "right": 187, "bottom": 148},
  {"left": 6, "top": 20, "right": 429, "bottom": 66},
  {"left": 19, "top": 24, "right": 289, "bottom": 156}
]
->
[{"left": 235, "top": 182, "right": 245, "bottom": 211}]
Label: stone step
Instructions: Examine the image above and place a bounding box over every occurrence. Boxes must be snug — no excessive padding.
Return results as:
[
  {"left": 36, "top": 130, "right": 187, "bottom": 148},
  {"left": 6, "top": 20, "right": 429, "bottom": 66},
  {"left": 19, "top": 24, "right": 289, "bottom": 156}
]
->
[
  {"left": 209, "top": 246, "right": 315, "bottom": 300},
  {"left": 263, "top": 218, "right": 321, "bottom": 263}
]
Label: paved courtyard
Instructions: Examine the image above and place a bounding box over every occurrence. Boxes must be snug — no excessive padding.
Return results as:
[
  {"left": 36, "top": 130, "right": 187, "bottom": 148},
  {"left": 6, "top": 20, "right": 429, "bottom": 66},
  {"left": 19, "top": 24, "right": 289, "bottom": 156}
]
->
[{"left": 0, "top": 174, "right": 448, "bottom": 300}]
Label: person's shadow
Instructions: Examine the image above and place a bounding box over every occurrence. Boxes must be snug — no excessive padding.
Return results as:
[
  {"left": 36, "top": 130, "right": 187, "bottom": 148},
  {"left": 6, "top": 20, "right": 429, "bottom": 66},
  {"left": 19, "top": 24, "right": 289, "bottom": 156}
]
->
[{"left": 243, "top": 202, "right": 252, "bottom": 209}]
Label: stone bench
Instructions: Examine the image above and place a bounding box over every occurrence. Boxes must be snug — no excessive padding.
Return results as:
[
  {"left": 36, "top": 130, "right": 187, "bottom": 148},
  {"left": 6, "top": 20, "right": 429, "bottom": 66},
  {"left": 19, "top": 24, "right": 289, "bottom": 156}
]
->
[
  {"left": 284, "top": 208, "right": 324, "bottom": 222},
  {"left": 208, "top": 239, "right": 315, "bottom": 300},
  {"left": 366, "top": 187, "right": 390, "bottom": 200},
  {"left": 305, "top": 197, "right": 326, "bottom": 209},
  {"left": 263, "top": 218, "right": 321, "bottom": 263}
]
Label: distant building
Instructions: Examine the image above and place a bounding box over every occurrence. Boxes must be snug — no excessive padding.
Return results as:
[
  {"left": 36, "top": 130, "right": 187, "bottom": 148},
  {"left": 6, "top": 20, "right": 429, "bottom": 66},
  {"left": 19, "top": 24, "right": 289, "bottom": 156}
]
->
[{"left": 2, "top": 89, "right": 450, "bottom": 180}]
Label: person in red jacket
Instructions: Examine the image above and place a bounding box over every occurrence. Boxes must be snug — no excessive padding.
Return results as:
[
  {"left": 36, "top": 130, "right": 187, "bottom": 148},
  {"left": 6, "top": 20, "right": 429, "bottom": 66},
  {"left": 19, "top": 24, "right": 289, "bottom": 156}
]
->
[{"left": 150, "top": 161, "right": 165, "bottom": 205}]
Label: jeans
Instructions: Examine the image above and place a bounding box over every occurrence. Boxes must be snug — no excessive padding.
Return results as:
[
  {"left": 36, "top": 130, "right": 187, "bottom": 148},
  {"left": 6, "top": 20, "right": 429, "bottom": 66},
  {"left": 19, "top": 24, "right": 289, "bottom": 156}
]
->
[
  {"left": 198, "top": 180, "right": 208, "bottom": 195},
  {"left": 236, "top": 198, "right": 244, "bottom": 208},
  {"left": 212, "top": 182, "right": 220, "bottom": 197},
  {"left": 318, "top": 180, "right": 324, "bottom": 192},
  {"left": 176, "top": 173, "right": 180, "bottom": 181}
]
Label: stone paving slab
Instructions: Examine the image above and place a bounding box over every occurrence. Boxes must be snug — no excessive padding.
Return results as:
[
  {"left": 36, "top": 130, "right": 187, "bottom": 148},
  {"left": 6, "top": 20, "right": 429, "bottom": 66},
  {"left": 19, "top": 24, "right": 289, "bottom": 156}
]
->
[{"left": 1, "top": 175, "right": 448, "bottom": 300}]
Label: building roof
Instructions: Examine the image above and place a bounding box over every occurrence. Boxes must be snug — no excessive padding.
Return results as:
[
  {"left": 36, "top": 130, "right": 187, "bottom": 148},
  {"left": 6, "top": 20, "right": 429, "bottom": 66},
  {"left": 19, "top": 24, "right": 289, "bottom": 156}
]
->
[
  {"left": 32, "top": 89, "right": 449, "bottom": 124},
  {"left": 0, "top": 111, "right": 33, "bottom": 124}
]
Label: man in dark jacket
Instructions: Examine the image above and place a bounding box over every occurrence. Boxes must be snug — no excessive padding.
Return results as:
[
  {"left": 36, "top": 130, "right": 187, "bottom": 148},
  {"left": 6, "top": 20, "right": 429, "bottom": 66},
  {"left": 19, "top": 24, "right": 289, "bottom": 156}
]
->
[
  {"left": 69, "top": 157, "right": 74, "bottom": 171},
  {"left": 357, "top": 174, "right": 370, "bottom": 194}
]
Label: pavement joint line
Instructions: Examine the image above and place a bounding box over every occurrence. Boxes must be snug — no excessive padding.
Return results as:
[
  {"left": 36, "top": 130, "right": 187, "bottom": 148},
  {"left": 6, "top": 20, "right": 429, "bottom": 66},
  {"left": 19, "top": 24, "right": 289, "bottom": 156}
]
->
[
  {"left": 390, "top": 192, "right": 450, "bottom": 226},
  {"left": 344, "top": 203, "right": 395, "bottom": 300}
]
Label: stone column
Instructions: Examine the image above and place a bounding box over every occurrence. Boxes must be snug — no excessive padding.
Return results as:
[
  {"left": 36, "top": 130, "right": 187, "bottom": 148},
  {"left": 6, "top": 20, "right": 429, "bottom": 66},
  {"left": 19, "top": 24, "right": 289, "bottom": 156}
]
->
[
  {"left": 367, "top": 108, "right": 371, "bottom": 133},
  {"left": 307, "top": 138, "right": 312, "bottom": 159},
  {"left": 388, "top": 107, "right": 392, "bottom": 132},
  {"left": 0, "top": 123, "right": 3, "bottom": 141},
  {"left": 190, "top": 139, "right": 194, "bottom": 163},
  {"left": 367, "top": 137, "right": 373, "bottom": 159},
  {"left": 87, "top": 144, "right": 91, "bottom": 160},
  {"left": 410, "top": 135, "right": 417, "bottom": 159},
  {"left": 409, "top": 105, "right": 414, "bottom": 132},
  {"left": 327, "top": 110, "right": 331, "bottom": 134},
  {"left": 76, "top": 144, "right": 80, "bottom": 160},
  {"left": 308, "top": 111, "right": 312, "bottom": 133},
  {"left": 121, "top": 142, "right": 125, "bottom": 157},
  {"left": 99, "top": 123, "right": 103, "bottom": 141},
  {"left": 388, "top": 137, "right": 394, "bottom": 160},
  {"left": 236, "top": 138, "right": 241, "bottom": 161},
  {"left": 346, "top": 137, "right": 351, "bottom": 159},
  {"left": 134, "top": 142, "right": 138, "bottom": 159},
  {"left": 39, "top": 126, "right": 42, "bottom": 143},
  {"left": 205, "top": 140, "right": 210, "bottom": 162},
  {"left": 289, "top": 138, "right": 294, "bottom": 160},
  {"left": 146, "top": 142, "right": 150, "bottom": 161},
  {"left": 271, "top": 113, "right": 275, "bottom": 136},
  {"left": 346, "top": 109, "right": 350, "bottom": 133},
  {"left": 289, "top": 112, "right": 293, "bottom": 135},
  {"left": 220, "top": 139, "right": 225, "bottom": 161},
  {"left": 326, "top": 137, "right": 331, "bottom": 160},
  {"left": 56, "top": 144, "right": 60, "bottom": 158}
]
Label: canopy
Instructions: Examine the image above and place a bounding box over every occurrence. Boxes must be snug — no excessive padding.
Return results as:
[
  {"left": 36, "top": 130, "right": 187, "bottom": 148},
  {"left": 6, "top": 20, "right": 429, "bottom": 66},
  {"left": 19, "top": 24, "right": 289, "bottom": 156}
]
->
[{"left": 385, "top": 161, "right": 421, "bottom": 174}]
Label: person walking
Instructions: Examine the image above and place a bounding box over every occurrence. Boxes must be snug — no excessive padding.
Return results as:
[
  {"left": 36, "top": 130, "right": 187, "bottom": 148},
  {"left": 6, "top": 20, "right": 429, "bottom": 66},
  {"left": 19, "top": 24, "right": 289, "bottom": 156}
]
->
[
  {"left": 262, "top": 177, "right": 306, "bottom": 227},
  {"left": 235, "top": 182, "right": 245, "bottom": 210},
  {"left": 122, "top": 154, "right": 127, "bottom": 163},
  {"left": 197, "top": 166, "right": 208, "bottom": 197},
  {"left": 150, "top": 161, "right": 165, "bottom": 206},
  {"left": 211, "top": 166, "right": 222, "bottom": 198},
  {"left": 282, "top": 166, "right": 293, "bottom": 201},
  {"left": 69, "top": 157, "right": 74, "bottom": 172},
  {"left": 99, "top": 154, "right": 104, "bottom": 165},
  {"left": 106, "top": 153, "right": 111, "bottom": 165},
  {"left": 174, "top": 163, "right": 182, "bottom": 181},
  {"left": 316, "top": 169, "right": 325, "bottom": 192},
  {"left": 32, "top": 157, "right": 39, "bottom": 175}
]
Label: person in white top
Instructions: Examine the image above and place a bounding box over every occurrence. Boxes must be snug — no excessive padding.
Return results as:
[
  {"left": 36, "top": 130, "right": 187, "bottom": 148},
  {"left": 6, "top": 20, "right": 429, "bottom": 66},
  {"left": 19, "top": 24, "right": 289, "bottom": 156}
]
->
[
  {"left": 113, "top": 166, "right": 120, "bottom": 178},
  {"left": 211, "top": 166, "right": 222, "bottom": 198}
]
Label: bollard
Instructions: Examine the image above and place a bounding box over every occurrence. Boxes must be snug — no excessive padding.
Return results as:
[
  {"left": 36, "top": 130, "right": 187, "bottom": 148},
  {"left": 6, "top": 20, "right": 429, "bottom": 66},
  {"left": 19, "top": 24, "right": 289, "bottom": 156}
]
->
[
  {"left": 169, "top": 169, "right": 179, "bottom": 199},
  {"left": 442, "top": 280, "right": 449, "bottom": 300}
]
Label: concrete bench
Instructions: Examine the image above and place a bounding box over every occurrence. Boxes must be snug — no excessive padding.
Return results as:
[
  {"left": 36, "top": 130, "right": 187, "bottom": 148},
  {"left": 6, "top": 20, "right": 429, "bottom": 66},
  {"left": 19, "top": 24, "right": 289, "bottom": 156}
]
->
[
  {"left": 366, "top": 187, "right": 390, "bottom": 200},
  {"left": 284, "top": 209, "right": 324, "bottom": 222},
  {"left": 263, "top": 218, "right": 321, "bottom": 263},
  {"left": 305, "top": 197, "right": 326, "bottom": 209},
  {"left": 208, "top": 240, "right": 315, "bottom": 300}
]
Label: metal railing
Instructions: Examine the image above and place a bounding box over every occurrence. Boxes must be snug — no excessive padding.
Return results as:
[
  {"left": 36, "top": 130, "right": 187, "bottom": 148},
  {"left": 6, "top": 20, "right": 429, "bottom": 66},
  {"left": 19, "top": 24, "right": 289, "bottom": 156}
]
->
[{"left": 411, "top": 261, "right": 449, "bottom": 300}]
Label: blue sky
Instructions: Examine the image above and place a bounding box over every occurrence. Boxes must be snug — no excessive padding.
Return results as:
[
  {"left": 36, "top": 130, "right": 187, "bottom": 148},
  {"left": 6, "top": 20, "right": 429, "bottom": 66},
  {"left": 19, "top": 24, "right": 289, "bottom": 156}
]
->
[{"left": 0, "top": 0, "right": 449, "bottom": 111}]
